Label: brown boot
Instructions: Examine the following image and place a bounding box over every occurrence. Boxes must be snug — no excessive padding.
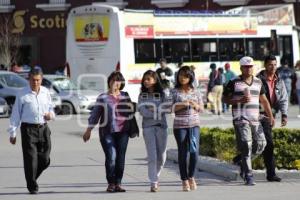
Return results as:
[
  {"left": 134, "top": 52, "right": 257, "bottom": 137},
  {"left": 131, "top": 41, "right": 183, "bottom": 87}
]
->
[
  {"left": 115, "top": 184, "right": 126, "bottom": 192},
  {"left": 106, "top": 184, "right": 115, "bottom": 193}
]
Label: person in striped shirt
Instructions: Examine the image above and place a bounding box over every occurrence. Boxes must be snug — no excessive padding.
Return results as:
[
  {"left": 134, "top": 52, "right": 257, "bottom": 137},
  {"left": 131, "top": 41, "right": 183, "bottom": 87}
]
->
[
  {"left": 171, "top": 66, "right": 204, "bottom": 191},
  {"left": 223, "top": 56, "right": 274, "bottom": 186}
]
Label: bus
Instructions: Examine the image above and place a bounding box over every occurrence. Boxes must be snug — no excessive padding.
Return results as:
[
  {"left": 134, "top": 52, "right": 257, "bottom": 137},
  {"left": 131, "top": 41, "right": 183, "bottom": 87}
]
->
[
  {"left": 66, "top": 5, "right": 122, "bottom": 95},
  {"left": 66, "top": 4, "right": 300, "bottom": 102}
]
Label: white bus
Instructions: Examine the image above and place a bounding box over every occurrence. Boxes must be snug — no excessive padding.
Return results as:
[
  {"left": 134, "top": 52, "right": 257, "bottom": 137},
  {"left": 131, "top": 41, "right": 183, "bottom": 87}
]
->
[
  {"left": 66, "top": 4, "right": 300, "bottom": 102},
  {"left": 66, "top": 5, "right": 122, "bottom": 95}
]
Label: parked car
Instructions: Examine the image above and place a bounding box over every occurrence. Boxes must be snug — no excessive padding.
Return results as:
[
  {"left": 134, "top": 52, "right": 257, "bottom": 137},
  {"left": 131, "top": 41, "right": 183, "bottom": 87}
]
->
[
  {"left": 0, "top": 71, "right": 29, "bottom": 114},
  {"left": 49, "top": 88, "right": 62, "bottom": 114},
  {"left": 42, "top": 75, "right": 98, "bottom": 115},
  {"left": 0, "top": 71, "right": 61, "bottom": 115},
  {"left": 0, "top": 97, "right": 9, "bottom": 117}
]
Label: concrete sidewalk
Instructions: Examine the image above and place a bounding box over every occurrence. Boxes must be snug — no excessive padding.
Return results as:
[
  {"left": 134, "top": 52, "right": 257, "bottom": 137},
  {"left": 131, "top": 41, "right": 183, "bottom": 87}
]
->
[{"left": 0, "top": 113, "right": 299, "bottom": 200}]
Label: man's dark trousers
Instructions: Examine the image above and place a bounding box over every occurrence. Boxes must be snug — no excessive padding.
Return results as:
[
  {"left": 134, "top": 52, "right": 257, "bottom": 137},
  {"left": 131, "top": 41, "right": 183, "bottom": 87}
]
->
[
  {"left": 21, "top": 123, "right": 51, "bottom": 191},
  {"left": 260, "top": 118, "right": 276, "bottom": 178}
]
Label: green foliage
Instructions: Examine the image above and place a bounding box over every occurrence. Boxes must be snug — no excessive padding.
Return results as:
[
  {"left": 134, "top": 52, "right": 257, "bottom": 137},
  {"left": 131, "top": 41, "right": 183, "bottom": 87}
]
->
[{"left": 199, "top": 127, "right": 300, "bottom": 170}]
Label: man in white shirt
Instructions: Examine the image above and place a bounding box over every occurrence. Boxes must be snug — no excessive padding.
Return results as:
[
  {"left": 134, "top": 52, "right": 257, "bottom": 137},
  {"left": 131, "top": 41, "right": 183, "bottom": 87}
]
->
[{"left": 8, "top": 66, "right": 55, "bottom": 194}]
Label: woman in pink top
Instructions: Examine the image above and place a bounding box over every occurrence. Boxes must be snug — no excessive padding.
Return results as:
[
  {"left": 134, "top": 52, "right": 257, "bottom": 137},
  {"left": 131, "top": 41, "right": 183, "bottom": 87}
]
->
[{"left": 83, "top": 71, "right": 133, "bottom": 193}]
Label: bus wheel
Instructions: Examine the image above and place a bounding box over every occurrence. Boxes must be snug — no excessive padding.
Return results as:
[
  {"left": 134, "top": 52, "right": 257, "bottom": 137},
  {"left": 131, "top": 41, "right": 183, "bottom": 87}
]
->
[{"left": 61, "top": 102, "right": 75, "bottom": 115}]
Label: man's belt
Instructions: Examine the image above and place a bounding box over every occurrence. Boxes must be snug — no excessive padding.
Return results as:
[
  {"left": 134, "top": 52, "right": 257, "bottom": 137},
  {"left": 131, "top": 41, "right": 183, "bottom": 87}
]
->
[{"left": 22, "top": 122, "right": 47, "bottom": 128}]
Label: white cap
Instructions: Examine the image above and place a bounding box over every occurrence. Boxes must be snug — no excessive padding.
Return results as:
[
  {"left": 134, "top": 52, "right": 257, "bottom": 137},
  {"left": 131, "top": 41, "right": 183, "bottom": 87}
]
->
[{"left": 240, "top": 56, "right": 254, "bottom": 66}]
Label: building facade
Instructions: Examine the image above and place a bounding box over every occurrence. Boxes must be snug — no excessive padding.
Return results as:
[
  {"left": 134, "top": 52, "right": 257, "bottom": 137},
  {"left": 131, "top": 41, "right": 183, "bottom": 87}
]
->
[{"left": 0, "top": 0, "right": 299, "bottom": 73}]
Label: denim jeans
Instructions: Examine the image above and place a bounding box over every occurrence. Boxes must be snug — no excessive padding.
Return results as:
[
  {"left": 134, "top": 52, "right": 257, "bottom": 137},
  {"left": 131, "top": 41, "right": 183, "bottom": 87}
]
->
[
  {"left": 283, "top": 79, "right": 292, "bottom": 99},
  {"left": 143, "top": 126, "right": 168, "bottom": 185},
  {"left": 100, "top": 132, "right": 129, "bottom": 184},
  {"left": 297, "top": 89, "right": 300, "bottom": 109},
  {"left": 174, "top": 126, "right": 200, "bottom": 181}
]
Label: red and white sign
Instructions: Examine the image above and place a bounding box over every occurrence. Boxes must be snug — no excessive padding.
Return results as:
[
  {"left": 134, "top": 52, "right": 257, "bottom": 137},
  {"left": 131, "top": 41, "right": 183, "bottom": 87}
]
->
[{"left": 125, "top": 26, "right": 154, "bottom": 38}]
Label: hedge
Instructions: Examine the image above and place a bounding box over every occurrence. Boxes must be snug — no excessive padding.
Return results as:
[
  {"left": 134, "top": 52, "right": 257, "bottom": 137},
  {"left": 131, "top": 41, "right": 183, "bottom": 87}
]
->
[{"left": 199, "top": 127, "right": 300, "bottom": 170}]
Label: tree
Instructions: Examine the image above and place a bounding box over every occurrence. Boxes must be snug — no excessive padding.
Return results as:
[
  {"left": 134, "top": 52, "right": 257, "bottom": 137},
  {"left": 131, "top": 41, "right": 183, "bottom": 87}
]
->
[{"left": 0, "top": 14, "right": 21, "bottom": 70}]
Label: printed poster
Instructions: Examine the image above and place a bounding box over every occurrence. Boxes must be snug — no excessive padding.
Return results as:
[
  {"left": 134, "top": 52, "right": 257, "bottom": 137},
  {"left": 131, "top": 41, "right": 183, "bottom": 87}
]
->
[{"left": 74, "top": 15, "right": 110, "bottom": 42}]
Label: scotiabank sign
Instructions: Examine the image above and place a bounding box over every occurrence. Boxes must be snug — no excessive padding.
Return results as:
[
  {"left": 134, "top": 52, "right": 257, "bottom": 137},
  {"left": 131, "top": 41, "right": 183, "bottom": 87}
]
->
[
  {"left": 125, "top": 25, "right": 154, "bottom": 38},
  {"left": 12, "top": 10, "right": 66, "bottom": 33}
]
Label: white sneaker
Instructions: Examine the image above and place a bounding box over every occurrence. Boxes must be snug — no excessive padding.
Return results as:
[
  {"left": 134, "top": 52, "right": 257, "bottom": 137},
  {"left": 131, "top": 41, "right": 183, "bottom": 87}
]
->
[{"left": 297, "top": 115, "right": 300, "bottom": 118}]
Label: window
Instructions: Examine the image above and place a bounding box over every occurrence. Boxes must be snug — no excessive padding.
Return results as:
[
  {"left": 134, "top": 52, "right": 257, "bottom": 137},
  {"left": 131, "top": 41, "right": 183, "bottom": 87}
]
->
[
  {"left": 51, "top": 78, "right": 79, "bottom": 91},
  {"left": 219, "top": 39, "right": 245, "bottom": 61},
  {"left": 0, "top": 74, "right": 28, "bottom": 88},
  {"left": 278, "top": 36, "right": 293, "bottom": 66},
  {"left": 162, "top": 39, "right": 190, "bottom": 62},
  {"left": 134, "top": 39, "right": 157, "bottom": 63},
  {"left": 192, "top": 39, "right": 217, "bottom": 62},
  {"left": 134, "top": 37, "right": 275, "bottom": 63},
  {"left": 134, "top": 39, "right": 191, "bottom": 63},
  {"left": 246, "top": 38, "right": 269, "bottom": 60}
]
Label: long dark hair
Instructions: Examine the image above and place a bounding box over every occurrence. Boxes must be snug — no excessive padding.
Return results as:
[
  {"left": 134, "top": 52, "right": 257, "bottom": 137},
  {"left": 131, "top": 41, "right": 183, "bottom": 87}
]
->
[
  {"left": 107, "top": 71, "right": 125, "bottom": 90},
  {"left": 175, "top": 66, "right": 195, "bottom": 89},
  {"left": 140, "top": 70, "right": 163, "bottom": 94}
]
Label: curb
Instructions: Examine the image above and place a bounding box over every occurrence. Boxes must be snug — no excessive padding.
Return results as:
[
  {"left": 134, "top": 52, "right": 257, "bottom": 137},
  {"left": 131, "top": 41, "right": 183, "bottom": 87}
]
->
[{"left": 167, "top": 149, "right": 300, "bottom": 181}]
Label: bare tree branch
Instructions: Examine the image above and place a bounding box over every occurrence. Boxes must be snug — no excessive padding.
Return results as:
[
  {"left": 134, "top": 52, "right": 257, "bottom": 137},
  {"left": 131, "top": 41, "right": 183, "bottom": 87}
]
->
[{"left": 0, "top": 14, "right": 21, "bottom": 70}]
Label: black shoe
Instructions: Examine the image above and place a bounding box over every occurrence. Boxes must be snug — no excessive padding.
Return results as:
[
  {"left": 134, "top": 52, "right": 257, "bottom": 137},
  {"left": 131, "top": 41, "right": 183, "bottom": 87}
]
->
[
  {"left": 29, "top": 189, "right": 38, "bottom": 194},
  {"left": 28, "top": 184, "right": 39, "bottom": 195},
  {"left": 267, "top": 175, "right": 282, "bottom": 182}
]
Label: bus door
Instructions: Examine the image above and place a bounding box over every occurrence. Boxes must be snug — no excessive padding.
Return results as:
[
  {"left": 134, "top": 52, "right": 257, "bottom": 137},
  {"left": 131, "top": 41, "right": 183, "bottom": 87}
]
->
[{"left": 278, "top": 36, "right": 293, "bottom": 67}]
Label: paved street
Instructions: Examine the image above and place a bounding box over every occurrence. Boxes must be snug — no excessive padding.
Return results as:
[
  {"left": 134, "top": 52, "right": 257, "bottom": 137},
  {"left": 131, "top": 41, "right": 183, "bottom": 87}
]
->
[{"left": 0, "top": 106, "right": 299, "bottom": 200}]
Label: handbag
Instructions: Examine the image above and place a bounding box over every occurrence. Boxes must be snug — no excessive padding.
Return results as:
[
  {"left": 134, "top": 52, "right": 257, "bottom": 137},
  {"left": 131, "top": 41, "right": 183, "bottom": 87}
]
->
[
  {"left": 121, "top": 92, "right": 139, "bottom": 138},
  {"left": 128, "top": 115, "right": 139, "bottom": 138}
]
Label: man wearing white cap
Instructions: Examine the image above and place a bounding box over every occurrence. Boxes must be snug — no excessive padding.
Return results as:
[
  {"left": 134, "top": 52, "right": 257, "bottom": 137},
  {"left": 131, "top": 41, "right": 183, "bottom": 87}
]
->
[{"left": 223, "top": 56, "right": 274, "bottom": 185}]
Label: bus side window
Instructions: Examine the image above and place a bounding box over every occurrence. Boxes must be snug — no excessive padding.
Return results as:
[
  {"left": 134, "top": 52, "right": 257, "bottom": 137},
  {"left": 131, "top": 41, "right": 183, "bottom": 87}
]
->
[
  {"left": 163, "top": 39, "right": 191, "bottom": 63},
  {"left": 246, "top": 38, "right": 270, "bottom": 60},
  {"left": 191, "top": 39, "right": 217, "bottom": 62},
  {"left": 134, "top": 39, "right": 156, "bottom": 63}
]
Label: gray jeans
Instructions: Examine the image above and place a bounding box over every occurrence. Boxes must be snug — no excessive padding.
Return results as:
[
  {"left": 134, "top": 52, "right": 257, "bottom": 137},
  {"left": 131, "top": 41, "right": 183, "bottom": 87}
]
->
[
  {"left": 143, "top": 126, "right": 168, "bottom": 185},
  {"left": 234, "top": 122, "right": 266, "bottom": 177}
]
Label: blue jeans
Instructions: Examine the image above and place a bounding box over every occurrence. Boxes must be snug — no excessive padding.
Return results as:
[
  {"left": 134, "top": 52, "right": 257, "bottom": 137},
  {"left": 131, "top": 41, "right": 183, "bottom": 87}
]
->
[
  {"left": 174, "top": 126, "right": 200, "bottom": 181},
  {"left": 100, "top": 132, "right": 129, "bottom": 184},
  {"left": 283, "top": 80, "right": 292, "bottom": 99},
  {"left": 297, "top": 89, "right": 300, "bottom": 109}
]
